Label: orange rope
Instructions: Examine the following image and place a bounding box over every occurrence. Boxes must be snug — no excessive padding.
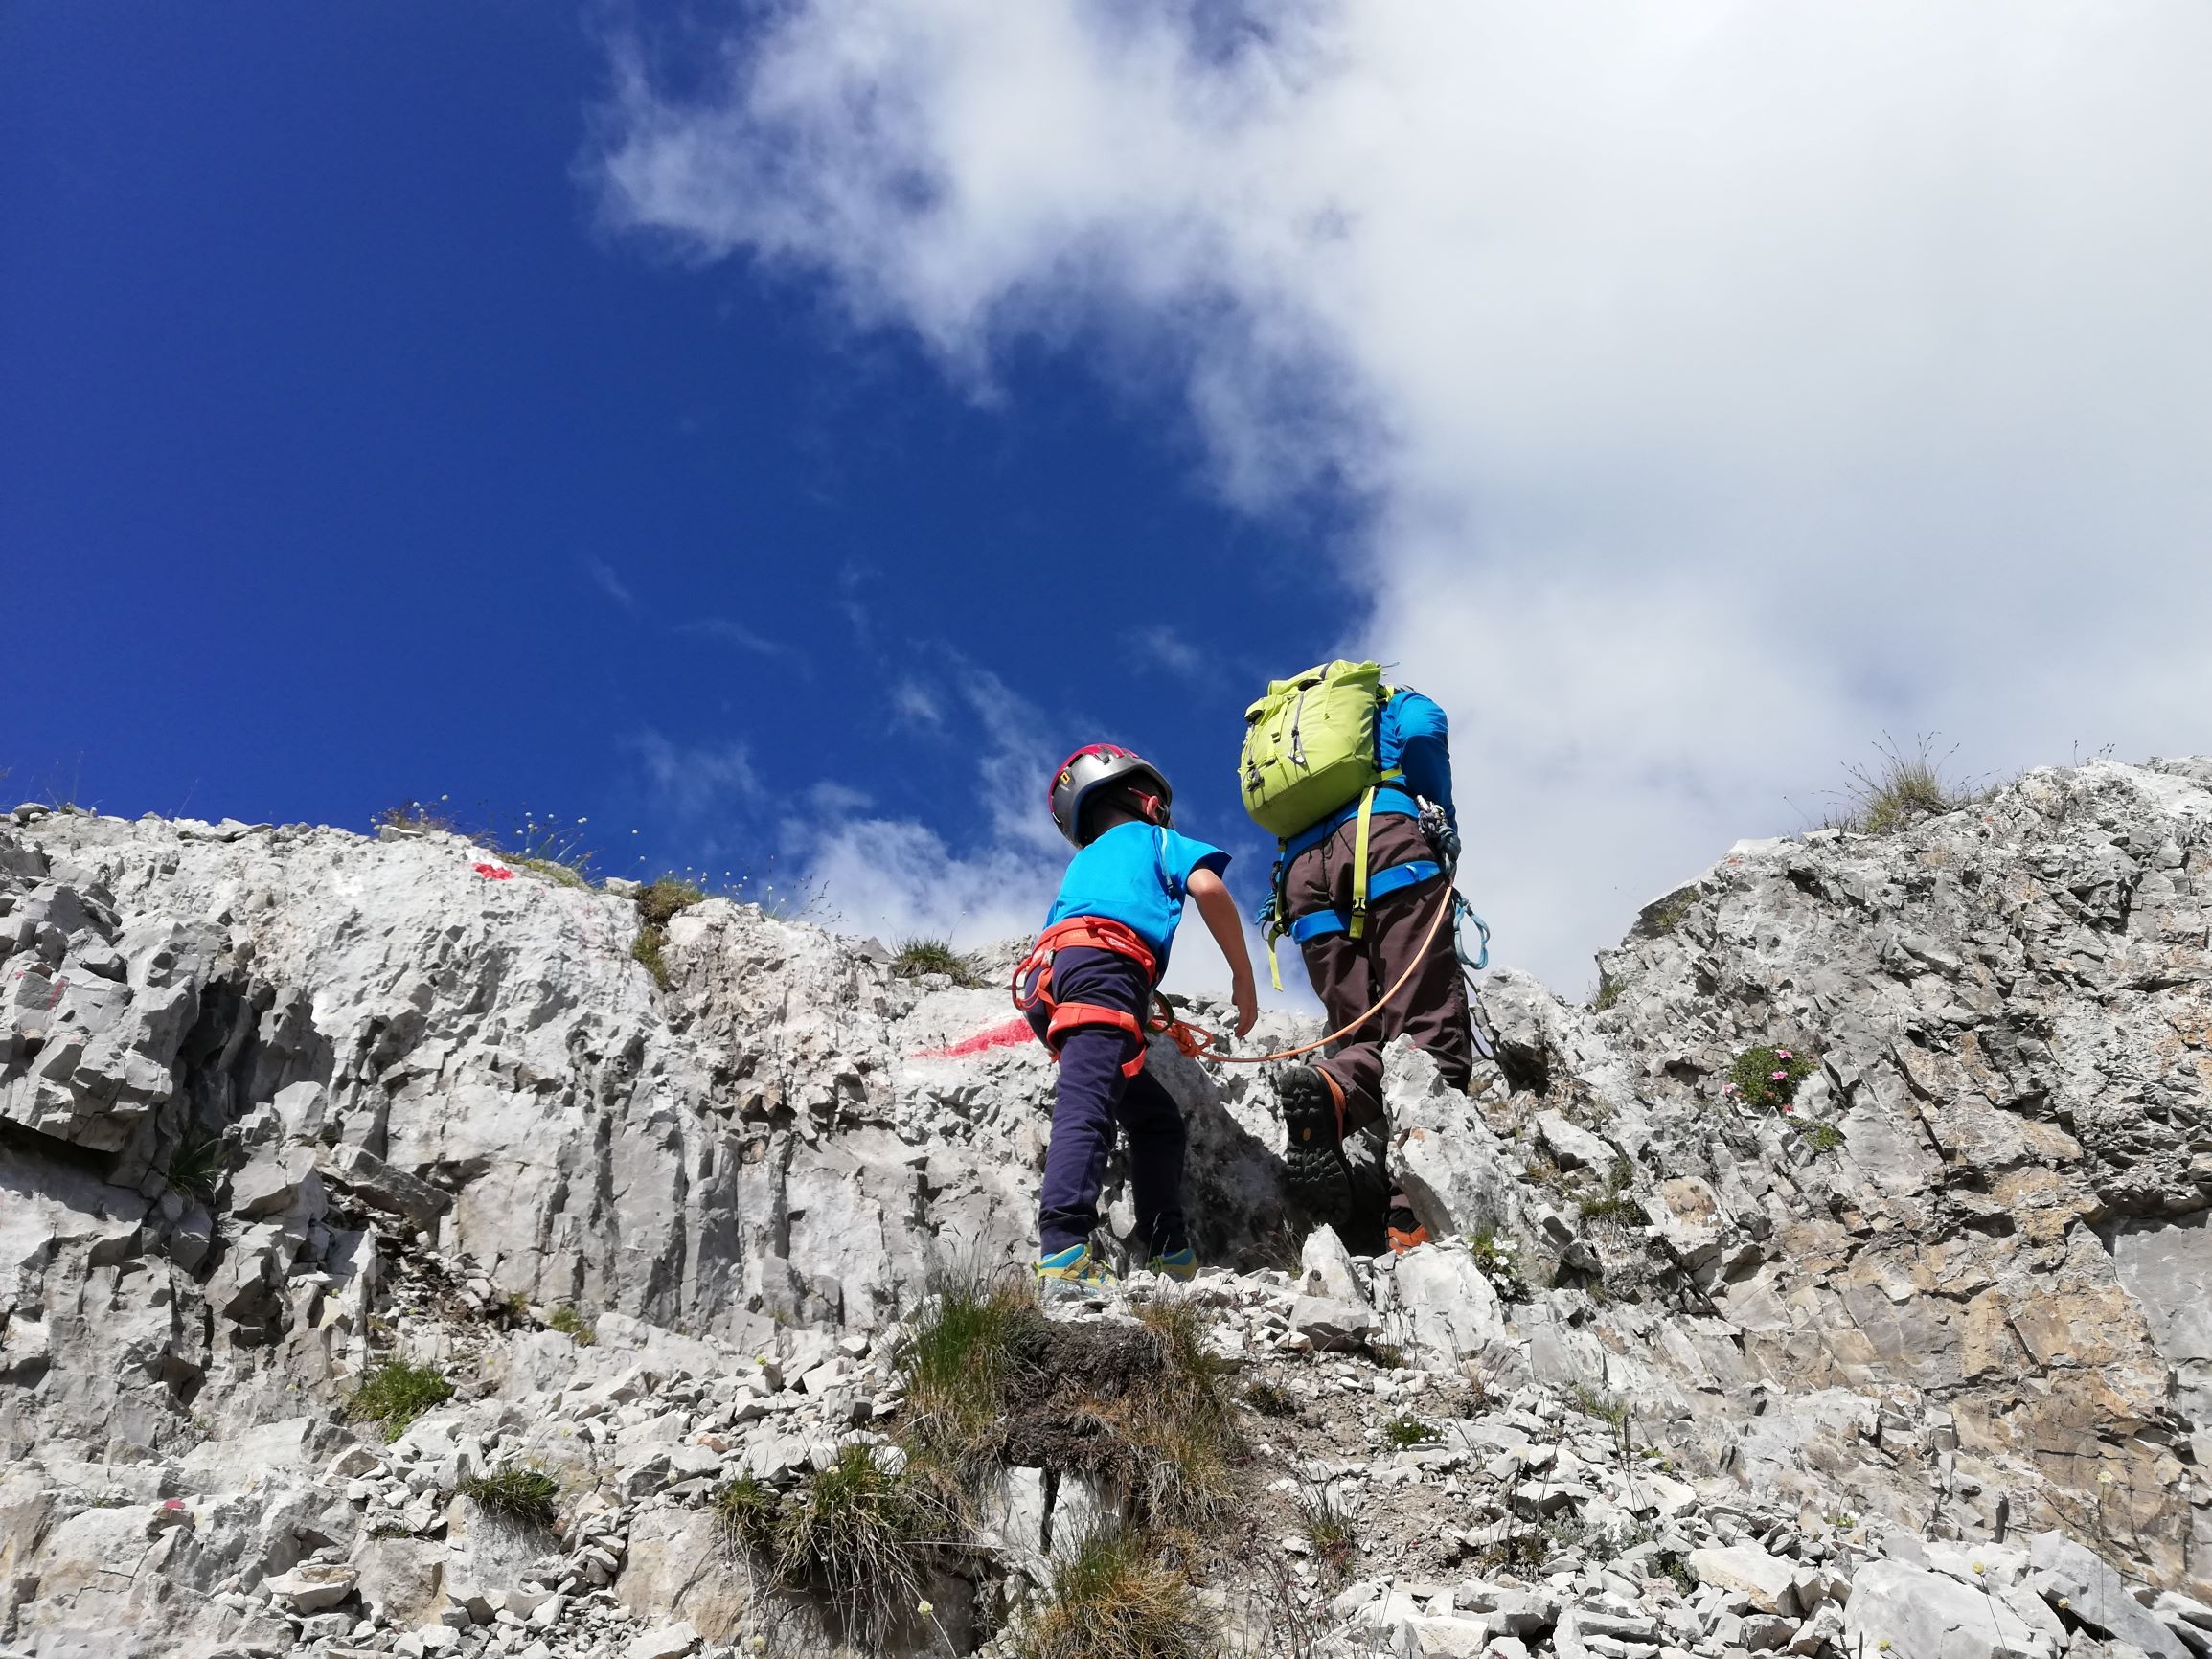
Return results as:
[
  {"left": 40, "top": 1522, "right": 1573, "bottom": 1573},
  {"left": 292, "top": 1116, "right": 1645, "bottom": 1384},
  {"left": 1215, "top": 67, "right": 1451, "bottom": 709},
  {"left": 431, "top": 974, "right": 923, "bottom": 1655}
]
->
[{"left": 1156, "top": 883, "right": 1459, "bottom": 1065}]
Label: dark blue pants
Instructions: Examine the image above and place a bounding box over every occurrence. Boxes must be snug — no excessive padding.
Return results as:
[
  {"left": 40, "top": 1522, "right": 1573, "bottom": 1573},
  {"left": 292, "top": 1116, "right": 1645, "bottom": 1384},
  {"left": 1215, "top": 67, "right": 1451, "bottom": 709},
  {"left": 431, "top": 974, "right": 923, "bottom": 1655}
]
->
[{"left": 1022, "top": 944, "right": 1190, "bottom": 1260}]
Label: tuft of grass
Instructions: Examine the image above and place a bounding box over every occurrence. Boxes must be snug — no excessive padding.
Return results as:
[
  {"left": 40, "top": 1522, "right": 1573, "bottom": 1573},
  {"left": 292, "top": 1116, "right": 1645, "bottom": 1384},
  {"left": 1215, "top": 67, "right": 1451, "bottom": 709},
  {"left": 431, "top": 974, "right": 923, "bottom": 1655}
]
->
[
  {"left": 346, "top": 1360, "right": 454, "bottom": 1442},
  {"left": 1570, "top": 1382, "right": 1629, "bottom": 1429},
  {"left": 1116, "top": 1298, "right": 1245, "bottom": 1527},
  {"left": 713, "top": 1472, "right": 781, "bottom": 1554},
  {"left": 1295, "top": 1486, "right": 1357, "bottom": 1585},
  {"left": 458, "top": 1466, "right": 559, "bottom": 1530},
  {"left": 1577, "top": 1157, "right": 1643, "bottom": 1227},
  {"left": 890, "top": 938, "right": 985, "bottom": 989},
  {"left": 159, "top": 1127, "right": 228, "bottom": 1204},
  {"left": 739, "top": 1444, "right": 958, "bottom": 1647},
  {"left": 1802, "top": 1119, "right": 1846, "bottom": 1154},
  {"left": 630, "top": 877, "right": 707, "bottom": 990},
  {"left": 1829, "top": 733, "right": 1983, "bottom": 836},
  {"left": 1243, "top": 1377, "right": 1298, "bottom": 1419},
  {"left": 546, "top": 1304, "right": 596, "bottom": 1347},
  {"left": 1592, "top": 977, "right": 1622, "bottom": 1011},
  {"left": 1014, "top": 1527, "right": 1217, "bottom": 1659},
  {"left": 1646, "top": 894, "right": 1695, "bottom": 935},
  {"left": 898, "top": 1270, "right": 1051, "bottom": 1481},
  {"left": 1381, "top": 1415, "right": 1438, "bottom": 1449},
  {"left": 1577, "top": 1191, "right": 1643, "bottom": 1225},
  {"left": 377, "top": 798, "right": 458, "bottom": 833},
  {"left": 507, "top": 854, "right": 590, "bottom": 890},
  {"left": 1363, "top": 1339, "right": 1403, "bottom": 1370},
  {"left": 1723, "top": 1043, "right": 1817, "bottom": 1114},
  {"left": 635, "top": 876, "right": 707, "bottom": 928}
]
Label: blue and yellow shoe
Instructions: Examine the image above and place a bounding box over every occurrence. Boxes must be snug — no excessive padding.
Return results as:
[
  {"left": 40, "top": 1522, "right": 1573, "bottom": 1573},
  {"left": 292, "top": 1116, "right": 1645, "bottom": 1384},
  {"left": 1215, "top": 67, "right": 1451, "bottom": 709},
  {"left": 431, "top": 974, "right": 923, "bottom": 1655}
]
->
[
  {"left": 1035, "top": 1242, "right": 1118, "bottom": 1302},
  {"left": 1147, "top": 1246, "right": 1197, "bottom": 1284}
]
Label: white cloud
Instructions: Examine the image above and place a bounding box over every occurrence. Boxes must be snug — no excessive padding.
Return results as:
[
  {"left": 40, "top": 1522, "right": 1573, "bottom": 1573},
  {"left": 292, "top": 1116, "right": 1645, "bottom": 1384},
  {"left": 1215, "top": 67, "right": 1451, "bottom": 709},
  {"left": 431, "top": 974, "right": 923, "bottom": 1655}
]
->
[
  {"left": 1125, "top": 624, "right": 1207, "bottom": 681},
  {"left": 627, "top": 730, "right": 760, "bottom": 821},
  {"left": 581, "top": 554, "right": 636, "bottom": 609},
  {"left": 597, "top": 0, "right": 2212, "bottom": 990},
  {"left": 890, "top": 679, "right": 946, "bottom": 730},
  {"left": 679, "top": 615, "right": 799, "bottom": 660}
]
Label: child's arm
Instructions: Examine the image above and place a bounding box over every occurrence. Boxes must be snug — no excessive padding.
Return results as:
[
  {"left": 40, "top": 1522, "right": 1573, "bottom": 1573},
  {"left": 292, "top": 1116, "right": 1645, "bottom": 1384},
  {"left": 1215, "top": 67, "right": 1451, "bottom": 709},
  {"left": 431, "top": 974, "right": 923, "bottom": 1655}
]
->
[{"left": 1186, "top": 868, "right": 1258, "bottom": 1037}]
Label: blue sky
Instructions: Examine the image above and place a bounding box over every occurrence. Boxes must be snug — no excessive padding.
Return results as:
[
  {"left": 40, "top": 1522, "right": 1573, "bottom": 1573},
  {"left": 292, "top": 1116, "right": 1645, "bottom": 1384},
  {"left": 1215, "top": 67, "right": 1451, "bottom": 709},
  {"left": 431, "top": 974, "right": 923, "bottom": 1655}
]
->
[
  {"left": 8, "top": 2, "right": 2209, "bottom": 994},
  {"left": 1, "top": 2, "right": 1350, "bottom": 977}
]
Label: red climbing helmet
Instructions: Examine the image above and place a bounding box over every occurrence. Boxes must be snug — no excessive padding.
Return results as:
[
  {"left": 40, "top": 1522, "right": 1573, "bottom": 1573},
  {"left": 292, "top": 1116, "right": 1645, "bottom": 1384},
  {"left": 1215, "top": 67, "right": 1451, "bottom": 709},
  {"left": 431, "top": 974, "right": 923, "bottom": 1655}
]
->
[{"left": 1048, "top": 744, "right": 1174, "bottom": 847}]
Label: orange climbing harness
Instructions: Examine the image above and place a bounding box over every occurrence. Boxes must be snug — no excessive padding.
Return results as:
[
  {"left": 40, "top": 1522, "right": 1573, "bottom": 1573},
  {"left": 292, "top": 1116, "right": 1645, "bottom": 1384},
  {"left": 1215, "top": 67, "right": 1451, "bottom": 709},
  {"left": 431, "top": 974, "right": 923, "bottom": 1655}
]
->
[
  {"left": 1012, "top": 917, "right": 1162, "bottom": 1079},
  {"left": 1015, "top": 882, "right": 1459, "bottom": 1077}
]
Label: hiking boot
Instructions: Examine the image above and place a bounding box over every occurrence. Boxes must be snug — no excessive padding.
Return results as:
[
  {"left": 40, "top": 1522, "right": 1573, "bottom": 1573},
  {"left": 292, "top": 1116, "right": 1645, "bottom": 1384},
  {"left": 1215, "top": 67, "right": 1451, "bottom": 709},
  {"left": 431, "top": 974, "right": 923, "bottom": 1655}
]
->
[
  {"left": 1385, "top": 1195, "right": 1430, "bottom": 1255},
  {"left": 1279, "top": 1065, "right": 1353, "bottom": 1229},
  {"left": 1035, "top": 1242, "right": 1118, "bottom": 1303},
  {"left": 1146, "top": 1246, "right": 1197, "bottom": 1283}
]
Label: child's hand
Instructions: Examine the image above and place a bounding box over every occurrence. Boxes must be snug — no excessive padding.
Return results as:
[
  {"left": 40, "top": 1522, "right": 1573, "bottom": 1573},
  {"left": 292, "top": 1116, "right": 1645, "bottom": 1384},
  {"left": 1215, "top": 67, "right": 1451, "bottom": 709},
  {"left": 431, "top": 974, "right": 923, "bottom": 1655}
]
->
[{"left": 1231, "top": 972, "right": 1258, "bottom": 1038}]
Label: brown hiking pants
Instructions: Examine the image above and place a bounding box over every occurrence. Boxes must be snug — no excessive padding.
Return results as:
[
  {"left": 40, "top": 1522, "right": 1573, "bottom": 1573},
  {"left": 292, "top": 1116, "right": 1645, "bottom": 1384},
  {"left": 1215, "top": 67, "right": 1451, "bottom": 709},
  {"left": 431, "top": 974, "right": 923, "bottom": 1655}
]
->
[{"left": 1284, "top": 811, "right": 1474, "bottom": 1133}]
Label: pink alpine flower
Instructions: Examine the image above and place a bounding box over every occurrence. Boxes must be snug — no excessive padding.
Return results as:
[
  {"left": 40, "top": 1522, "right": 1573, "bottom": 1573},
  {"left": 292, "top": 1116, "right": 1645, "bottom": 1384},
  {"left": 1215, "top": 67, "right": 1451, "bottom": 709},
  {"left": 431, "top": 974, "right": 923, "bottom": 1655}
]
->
[
  {"left": 1770, "top": 1069, "right": 1788, "bottom": 1081},
  {"left": 1776, "top": 1049, "right": 1793, "bottom": 1060}
]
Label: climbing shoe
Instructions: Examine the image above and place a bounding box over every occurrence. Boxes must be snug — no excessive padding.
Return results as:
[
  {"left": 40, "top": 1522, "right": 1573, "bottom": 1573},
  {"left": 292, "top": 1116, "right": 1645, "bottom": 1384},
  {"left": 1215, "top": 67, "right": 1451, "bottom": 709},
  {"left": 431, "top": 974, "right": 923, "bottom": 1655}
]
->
[
  {"left": 1035, "top": 1242, "right": 1118, "bottom": 1303},
  {"left": 1147, "top": 1246, "right": 1197, "bottom": 1283},
  {"left": 1386, "top": 1195, "right": 1430, "bottom": 1255},
  {"left": 1279, "top": 1064, "right": 1353, "bottom": 1230}
]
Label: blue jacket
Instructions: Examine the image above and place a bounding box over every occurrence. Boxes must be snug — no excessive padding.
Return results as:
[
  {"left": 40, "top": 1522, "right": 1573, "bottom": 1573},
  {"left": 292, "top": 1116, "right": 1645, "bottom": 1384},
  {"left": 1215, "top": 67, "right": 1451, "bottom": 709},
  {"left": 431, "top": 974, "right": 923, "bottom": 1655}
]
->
[{"left": 1281, "top": 688, "right": 1456, "bottom": 858}]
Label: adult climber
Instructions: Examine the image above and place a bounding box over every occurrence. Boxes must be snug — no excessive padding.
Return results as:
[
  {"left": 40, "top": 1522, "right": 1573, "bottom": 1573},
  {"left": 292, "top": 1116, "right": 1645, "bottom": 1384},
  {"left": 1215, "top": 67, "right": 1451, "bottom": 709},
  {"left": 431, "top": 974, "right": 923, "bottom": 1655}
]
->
[{"left": 1238, "top": 660, "right": 1475, "bottom": 1252}]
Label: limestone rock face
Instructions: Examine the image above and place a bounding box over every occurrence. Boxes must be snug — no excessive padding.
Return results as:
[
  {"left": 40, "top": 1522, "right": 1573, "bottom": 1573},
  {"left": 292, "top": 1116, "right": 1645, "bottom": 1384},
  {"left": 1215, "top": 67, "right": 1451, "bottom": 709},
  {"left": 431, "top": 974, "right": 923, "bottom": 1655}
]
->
[
  {"left": 0, "top": 759, "right": 2208, "bottom": 1654},
  {"left": 1380, "top": 758, "right": 2212, "bottom": 1598}
]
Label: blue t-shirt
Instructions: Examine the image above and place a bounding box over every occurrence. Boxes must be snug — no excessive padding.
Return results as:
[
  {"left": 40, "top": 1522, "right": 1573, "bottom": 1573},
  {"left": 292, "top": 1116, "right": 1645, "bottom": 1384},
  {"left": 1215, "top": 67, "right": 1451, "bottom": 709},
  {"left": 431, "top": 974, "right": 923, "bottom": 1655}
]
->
[{"left": 1045, "top": 822, "right": 1231, "bottom": 967}]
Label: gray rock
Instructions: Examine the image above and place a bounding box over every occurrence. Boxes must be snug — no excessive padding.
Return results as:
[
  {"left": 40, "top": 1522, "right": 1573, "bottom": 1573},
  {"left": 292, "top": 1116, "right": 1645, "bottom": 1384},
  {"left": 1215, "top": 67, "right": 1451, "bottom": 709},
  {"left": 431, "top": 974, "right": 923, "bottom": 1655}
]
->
[
  {"left": 1846, "top": 1558, "right": 2060, "bottom": 1659},
  {"left": 2027, "top": 1534, "right": 2186, "bottom": 1659}
]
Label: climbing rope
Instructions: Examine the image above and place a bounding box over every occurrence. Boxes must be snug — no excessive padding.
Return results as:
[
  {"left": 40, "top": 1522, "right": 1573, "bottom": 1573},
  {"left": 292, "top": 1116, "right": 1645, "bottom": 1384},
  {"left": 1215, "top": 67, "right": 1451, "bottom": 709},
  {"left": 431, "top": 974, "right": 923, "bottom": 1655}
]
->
[{"left": 1154, "top": 881, "right": 1461, "bottom": 1065}]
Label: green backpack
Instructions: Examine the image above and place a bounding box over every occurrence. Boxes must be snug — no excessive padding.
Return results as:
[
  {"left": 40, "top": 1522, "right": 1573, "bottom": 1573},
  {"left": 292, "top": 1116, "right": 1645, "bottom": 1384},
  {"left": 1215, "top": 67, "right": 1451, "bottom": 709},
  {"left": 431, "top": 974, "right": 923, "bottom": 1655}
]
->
[
  {"left": 1241, "top": 660, "right": 1406, "bottom": 984},
  {"left": 1239, "top": 659, "right": 1395, "bottom": 837}
]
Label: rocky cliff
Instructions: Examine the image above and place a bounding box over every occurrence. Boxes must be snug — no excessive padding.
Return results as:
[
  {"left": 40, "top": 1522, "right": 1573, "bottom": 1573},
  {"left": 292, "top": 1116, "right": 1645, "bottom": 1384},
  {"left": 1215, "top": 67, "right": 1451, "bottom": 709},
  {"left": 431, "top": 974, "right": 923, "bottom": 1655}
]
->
[{"left": 1, "top": 757, "right": 2207, "bottom": 1659}]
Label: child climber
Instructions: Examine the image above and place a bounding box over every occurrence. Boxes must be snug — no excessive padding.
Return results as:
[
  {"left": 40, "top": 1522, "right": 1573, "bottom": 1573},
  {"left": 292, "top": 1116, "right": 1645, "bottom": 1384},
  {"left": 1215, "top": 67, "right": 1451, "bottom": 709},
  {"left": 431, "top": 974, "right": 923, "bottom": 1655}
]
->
[{"left": 1015, "top": 743, "right": 1258, "bottom": 1298}]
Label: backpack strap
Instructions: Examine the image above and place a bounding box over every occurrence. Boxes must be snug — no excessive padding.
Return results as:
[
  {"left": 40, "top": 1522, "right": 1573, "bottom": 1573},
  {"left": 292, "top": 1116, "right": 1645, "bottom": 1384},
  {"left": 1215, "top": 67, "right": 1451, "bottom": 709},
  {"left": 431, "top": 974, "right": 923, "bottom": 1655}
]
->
[{"left": 1346, "top": 766, "right": 1403, "bottom": 942}]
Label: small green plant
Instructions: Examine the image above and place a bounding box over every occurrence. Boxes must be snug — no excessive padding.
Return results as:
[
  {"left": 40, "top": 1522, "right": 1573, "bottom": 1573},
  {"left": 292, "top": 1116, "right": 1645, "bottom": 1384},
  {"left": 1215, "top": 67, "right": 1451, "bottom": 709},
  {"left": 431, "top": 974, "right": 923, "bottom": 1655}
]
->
[
  {"left": 1577, "top": 1191, "right": 1643, "bottom": 1225},
  {"left": 1722, "top": 1044, "right": 1816, "bottom": 1114},
  {"left": 1122, "top": 1297, "right": 1246, "bottom": 1526},
  {"left": 1577, "top": 1157, "right": 1643, "bottom": 1226},
  {"left": 1363, "top": 1340, "right": 1403, "bottom": 1371},
  {"left": 507, "top": 854, "right": 590, "bottom": 890},
  {"left": 1381, "top": 1415, "right": 1438, "bottom": 1449},
  {"left": 890, "top": 938, "right": 985, "bottom": 989},
  {"left": 159, "top": 1127, "right": 228, "bottom": 1204},
  {"left": 898, "top": 1269, "right": 1050, "bottom": 1480},
  {"left": 1829, "top": 733, "right": 1983, "bottom": 835},
  {"left": 1645, "top": 894, "right": 1695, "bottom": 935},
  {"left": 1243, "top": 1377, "right": 1298, "bottom": 1418},
  {"left": 758, "top": 1445, "right": 957, "bottom": 1645},
  {"left": 1592, "top": 977, "right": 1622, "bottom": 1011},
  {"left": 457, "top": 1466, "right": 559, "bottom": 1529},
  {"left": 547, "top": 1304, "right": 596, "bottom": 1346},
  {"left": 346, "top": 1360, "right": 454, "bottom": 1441},
  {"left": 1467, "top": 1227, "right": 1525, "bottom": 1294},
  {"left": 1295, "top": 1485, "right": 1357, "bottom": 1585},
  {"left": 377, "top": 798, "right": 458, "bottom": 833},
  {"left": 1654, "top": 1549, "right": 1699, "bottom": 1594},
  {"left": 1015, "top": 1526, "right": 1217, "bottom": 1659},
  {"left": 630, "top": 877, "right": 707, "bottom": 989},
  {"left": 1803, "top": 1119, "right": 1846, "bottom": 1153},
  {"left": 1570, "top": 1382, "right": 1629, "bottom": 1429},
  {"left": 1477, "top": 1510, "right": 1591, "bottom": 1576},
  {"left": 713, "top": 1472, "right": 782, "bottom": 1554}
]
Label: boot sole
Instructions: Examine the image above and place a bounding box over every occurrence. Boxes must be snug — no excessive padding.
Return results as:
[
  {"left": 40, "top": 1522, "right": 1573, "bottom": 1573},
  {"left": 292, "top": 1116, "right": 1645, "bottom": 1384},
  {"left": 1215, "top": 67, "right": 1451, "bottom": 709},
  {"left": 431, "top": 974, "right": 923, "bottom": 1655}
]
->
[{"left": 1279, "top": 1069, "right": 1352, "bottom": 1230}]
